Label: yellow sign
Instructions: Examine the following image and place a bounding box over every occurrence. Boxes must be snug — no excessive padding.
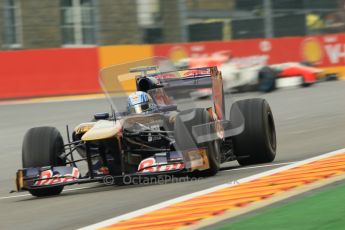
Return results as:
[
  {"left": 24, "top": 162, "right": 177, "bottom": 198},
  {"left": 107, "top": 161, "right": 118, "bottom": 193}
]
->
[
  {"left": 301, "top": 38, "right": 323, "bottom": 63},
  {"left": 98, "top": 45, "right": 153, "bottom": 68}
]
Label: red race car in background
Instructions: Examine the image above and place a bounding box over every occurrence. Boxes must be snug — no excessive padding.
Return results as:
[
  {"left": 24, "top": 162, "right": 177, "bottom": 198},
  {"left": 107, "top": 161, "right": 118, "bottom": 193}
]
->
[
  {"left": 271, "top": 62, "right": 320, "bottom": 86},
  {"left": 176, "top": 53, "right": 338, "bottom": 94}
]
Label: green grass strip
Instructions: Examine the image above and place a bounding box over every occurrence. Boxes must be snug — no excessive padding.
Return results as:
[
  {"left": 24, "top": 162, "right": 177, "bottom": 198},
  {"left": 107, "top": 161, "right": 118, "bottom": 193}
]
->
[{"left": 218, "top": 182, "right": 345, "bottom": 230}]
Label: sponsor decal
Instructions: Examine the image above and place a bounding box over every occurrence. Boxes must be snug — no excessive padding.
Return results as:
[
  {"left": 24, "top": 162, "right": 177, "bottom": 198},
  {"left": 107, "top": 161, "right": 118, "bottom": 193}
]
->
[
  {"left": 141, "top": 163, "right": 185, "bottom": 173},
  {"left": 301, "top": 35, "right": 345, "bottom": 66},
  {"left": 230, "top": 55, "right": 269, "bottom": 67},
  {"left": 188, "top": 148, "right": 210, "bottom": 171},
  {"left": 138, "top": 157, "right": 184, "bottom": 173},
  {"left": 165, "top": 43, "right": 270, "bottom": 68},
  {"left": 208, "top": 108, "right": 225, "bottom": 139},
  {"left": 301, "top": 37, "right": 323, "bottom": 64},
  {"left": 259, "top": 40, "right": 272, "bottom": 52},
  {"left": 169, "top": 46, "right": 189, "bottom": 62},
  {"left": 324, "top": 43, "right": 345, "bottom": 64},
  {"left": 182, "top": 69, "right": 210, "bottom": 77},
  {"left": 155, "top": 73, "right": 178, "bottom": 79},
  {"left": 138, "top": 157, "right": 156, "bottom": 172},
  {"left": 215, "top": 120, "right": 225, "bottom": 139},
  {"left": 34, "top": 168, "right": 80, "bottom": 186}
]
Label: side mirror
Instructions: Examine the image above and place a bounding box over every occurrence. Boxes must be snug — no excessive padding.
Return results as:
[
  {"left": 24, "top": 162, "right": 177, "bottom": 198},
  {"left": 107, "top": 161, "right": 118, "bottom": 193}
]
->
[{"left": 94, "top": 112, "right": 110, "bottom": 120}]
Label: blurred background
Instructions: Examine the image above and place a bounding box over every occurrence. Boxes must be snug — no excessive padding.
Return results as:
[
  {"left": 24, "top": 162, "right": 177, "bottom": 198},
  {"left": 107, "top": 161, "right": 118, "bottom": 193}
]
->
[
  {"left": 0, "top": 0, "right": 345, "bottom": 99},
  {"left": 1, "top": 3, "right": 345, "bottom": 229},
  {"left": 1, "top": 0, "right": 344, "bottom": 49}
]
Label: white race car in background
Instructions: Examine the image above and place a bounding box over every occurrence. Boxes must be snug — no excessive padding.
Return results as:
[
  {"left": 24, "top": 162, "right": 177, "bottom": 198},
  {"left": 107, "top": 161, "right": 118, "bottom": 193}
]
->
[{"left": 176, "top": 55, "right": 337, "bottom": 98}]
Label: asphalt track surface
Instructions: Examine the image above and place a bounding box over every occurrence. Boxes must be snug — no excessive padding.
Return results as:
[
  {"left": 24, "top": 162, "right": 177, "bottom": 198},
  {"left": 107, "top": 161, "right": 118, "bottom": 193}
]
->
[{"left": 0, "top": 81, "right": 345, "bottom": 230}]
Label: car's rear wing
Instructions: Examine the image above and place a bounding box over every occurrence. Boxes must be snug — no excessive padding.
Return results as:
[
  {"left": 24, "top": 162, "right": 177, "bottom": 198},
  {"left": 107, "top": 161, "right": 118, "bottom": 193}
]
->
[{"left": 141, "top": 66, "right": 225, "bottom": 122}]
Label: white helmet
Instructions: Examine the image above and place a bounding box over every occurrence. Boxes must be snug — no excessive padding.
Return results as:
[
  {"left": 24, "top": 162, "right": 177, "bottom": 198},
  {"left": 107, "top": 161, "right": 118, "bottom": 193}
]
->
[{"left": 127, "top": 91, "right": 156, "bottom": 114}]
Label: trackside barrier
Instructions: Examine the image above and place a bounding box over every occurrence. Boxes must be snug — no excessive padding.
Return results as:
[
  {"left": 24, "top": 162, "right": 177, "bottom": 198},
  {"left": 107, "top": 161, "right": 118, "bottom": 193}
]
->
[
  {"left": 1, "top": 33, "right": 345, "bottom": 99},
  {"left": 0, "top": 48, "right": 100, "bottom": 99},
  {"left": 153, "top": 33, "right": 345, "bottom": 79}
]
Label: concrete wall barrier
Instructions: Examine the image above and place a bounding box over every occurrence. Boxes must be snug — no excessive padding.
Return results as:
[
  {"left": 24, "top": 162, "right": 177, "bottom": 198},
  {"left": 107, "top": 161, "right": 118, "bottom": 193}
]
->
[{"left": 0, "top": 48, "right": 100, "bottom": 99}]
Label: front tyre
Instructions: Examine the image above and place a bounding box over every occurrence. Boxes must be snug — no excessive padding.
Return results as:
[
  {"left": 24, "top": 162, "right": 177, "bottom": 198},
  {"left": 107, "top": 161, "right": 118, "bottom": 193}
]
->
[
  {"left": 22, "top": 127, "right": 66, "bottom": 197},
  {"left": 232, "top": 99, "right": 276, "bottom": 166}
]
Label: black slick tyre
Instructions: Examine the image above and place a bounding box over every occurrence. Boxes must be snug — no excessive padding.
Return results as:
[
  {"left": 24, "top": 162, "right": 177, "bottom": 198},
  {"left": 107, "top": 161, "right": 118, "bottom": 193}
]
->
[
  {"left": 22, "top": 127, "right": 65, "bottom": 197},
  {"left": 231, "top": 99, "right": 276, "bottom": 166}
]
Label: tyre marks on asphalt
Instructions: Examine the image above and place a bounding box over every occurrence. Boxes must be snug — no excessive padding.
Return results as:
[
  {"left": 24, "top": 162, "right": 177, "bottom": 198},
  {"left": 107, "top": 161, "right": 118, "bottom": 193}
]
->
[{"left": 88, "top": 151, "right": 345, "bottom": 230}]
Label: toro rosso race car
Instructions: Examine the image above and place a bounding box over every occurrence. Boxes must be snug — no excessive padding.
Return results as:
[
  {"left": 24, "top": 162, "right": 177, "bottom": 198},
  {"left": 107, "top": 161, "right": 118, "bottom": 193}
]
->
[{"left": 16, "top": 57, "right": 276, "bottom": 197}]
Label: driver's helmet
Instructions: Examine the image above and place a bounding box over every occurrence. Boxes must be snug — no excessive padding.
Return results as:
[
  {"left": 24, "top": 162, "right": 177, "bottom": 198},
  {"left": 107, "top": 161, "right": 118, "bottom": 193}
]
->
[{"left": 127, "top": 91, "right": 156, "bottom": 114}]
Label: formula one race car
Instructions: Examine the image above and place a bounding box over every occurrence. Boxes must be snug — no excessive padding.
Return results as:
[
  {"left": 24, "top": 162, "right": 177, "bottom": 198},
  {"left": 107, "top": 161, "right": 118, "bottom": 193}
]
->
[
  {"left": 16, "top": 57, "right": 276, "bottom": 197},
  {"left": 179, "top": 54, "right": 338, "bottom": 94}
]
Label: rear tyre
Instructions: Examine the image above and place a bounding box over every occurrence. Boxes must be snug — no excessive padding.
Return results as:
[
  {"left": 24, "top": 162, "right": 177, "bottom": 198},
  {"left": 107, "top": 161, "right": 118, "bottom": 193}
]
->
[
  {"left": 174, "top": 108, "right": 220, "bottom": 177},
  {"left": 257, "top": 66, "right": 277, "bottom": 92},
  {"left": 231, "top": 99, "right": 276, "bottom": 166},
  {"left": 301, "top": 80, "right": 312, "bottom": 87},
  {"left": 22, "top": 127, "right": 66, "bottom": 197}
]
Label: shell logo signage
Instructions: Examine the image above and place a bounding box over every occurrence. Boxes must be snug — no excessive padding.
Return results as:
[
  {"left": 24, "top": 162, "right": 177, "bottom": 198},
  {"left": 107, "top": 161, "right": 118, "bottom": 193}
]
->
[
  {"left": 300, "top": 34, "right": 345, "bottom": 66},
  {"left": 301, "top": 37, "right": 323, "bottom": 64}
]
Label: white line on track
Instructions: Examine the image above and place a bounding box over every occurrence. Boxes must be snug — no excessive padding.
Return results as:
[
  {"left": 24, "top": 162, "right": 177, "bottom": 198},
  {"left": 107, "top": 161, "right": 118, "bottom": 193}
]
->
[
  {"left": 79, "top": 148, "right": 345, "bottom": 230},
  {"left": 0, "top": 94, "right": 105, "bottom": 106},
  {"left": 0, "top": 185, "right": 96, "bottom": 200},
  {"left": 0, "top": 193, "right": 31, "bottom": 200},
  {"left": 223, "top": 161, "right": 298, "bottom": 171}
]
